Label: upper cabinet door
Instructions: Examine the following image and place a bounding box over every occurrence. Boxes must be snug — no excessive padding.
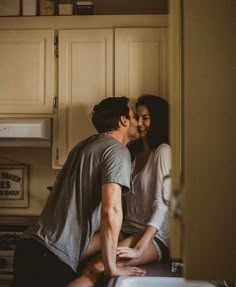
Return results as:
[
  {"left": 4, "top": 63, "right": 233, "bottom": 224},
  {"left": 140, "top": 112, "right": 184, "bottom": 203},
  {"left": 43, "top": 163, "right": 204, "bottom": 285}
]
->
[
  {"left": 0, "top": 30, "right": 54, "bottom": 114},
  {"left": 115, "top": 28, "right": 168, "bottom": 107},
  {"left": 55, "top": 29, "right": 113, "bottom": 166}
]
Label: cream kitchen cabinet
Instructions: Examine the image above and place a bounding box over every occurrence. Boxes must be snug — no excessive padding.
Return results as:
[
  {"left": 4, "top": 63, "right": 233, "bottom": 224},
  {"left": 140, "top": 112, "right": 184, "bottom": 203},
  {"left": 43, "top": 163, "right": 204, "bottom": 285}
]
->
[
  {"left": 54, "top": 29, "right": 113, "bottom": 166},
  {"left": 0, "top": 16, "right": 167, "bottom": 167},
  {"left": 115, "top": 28, "right": 168, "bottom": 108},
  {"left": 0, "top": 30, "right": 54, "bottom": 114},
  {"left": 54, "top": 27, "right": 168, "bottom": 167}
]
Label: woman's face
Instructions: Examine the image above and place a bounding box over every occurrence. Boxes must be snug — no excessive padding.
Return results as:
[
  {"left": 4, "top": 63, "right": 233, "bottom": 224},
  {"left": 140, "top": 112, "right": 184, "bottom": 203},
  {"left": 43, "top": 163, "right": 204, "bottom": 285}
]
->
[{"left": 136, "top": 105, "right": 151, "bottom": 138}]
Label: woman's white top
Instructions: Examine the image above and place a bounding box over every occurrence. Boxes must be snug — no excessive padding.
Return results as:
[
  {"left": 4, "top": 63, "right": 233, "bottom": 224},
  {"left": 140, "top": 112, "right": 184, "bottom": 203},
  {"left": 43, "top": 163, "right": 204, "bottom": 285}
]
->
[{"left": 122, "top": 144, "right": 171, "bottom": 247}]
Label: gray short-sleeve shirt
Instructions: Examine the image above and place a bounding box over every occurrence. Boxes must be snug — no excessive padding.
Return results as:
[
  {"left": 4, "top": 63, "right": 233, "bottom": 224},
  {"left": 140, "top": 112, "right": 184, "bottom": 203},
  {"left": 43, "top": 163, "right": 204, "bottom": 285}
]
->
[{"left": 24, "top": 134, "right": 131, "bottom": 271}]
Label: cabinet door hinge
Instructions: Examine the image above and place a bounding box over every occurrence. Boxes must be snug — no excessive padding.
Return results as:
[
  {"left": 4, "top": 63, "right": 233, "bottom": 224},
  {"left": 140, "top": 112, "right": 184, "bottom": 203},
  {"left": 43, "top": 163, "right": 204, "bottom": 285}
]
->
[
  {"left": 54, "top": 35, "right": 59, "bottom": 58},
  {"left": 53, "top": 96, "right": 58, "bottom": 109},
  {"left": 56, "top": 148, "right": 59, "bottom": 161}
]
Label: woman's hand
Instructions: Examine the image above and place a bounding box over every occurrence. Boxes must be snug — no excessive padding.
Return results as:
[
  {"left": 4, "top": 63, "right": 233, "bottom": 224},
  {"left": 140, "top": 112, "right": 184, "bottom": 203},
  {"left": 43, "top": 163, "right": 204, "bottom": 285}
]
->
[{"left": 117, "top": 246, "right": 143, "bottom": 259}]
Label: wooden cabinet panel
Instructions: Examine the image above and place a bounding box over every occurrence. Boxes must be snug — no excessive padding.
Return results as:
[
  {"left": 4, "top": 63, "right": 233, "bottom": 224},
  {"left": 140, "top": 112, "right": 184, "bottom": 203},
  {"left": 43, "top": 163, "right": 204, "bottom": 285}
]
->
[
  {"left": 54, "top": 27, "right": 168, "bottom": 167},
  {"left": 55, "top": 29, "right": 113, "bottom": 166},
  {"left": 0, "top": 30, "right": 54, "bottom": 113},
  {"left": 115, "top": 28, "right": 168, "bottom": 108}
]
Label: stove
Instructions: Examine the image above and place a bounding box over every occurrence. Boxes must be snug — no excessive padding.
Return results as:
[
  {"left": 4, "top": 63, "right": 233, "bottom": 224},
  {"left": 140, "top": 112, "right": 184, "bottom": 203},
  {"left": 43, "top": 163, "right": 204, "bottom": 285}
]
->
[
  {"left": 0, "top": 231, "right": 22, "bottom": 280},
  {"left": 0, "top": 216, "right": 37, "bottom": 283}
]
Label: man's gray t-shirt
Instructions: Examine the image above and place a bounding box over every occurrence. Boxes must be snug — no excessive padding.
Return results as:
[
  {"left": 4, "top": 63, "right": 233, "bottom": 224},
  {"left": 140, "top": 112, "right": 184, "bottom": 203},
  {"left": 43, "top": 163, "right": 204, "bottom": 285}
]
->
[{"left": 24, "top": 134, "right": 131, "bottom": 272}]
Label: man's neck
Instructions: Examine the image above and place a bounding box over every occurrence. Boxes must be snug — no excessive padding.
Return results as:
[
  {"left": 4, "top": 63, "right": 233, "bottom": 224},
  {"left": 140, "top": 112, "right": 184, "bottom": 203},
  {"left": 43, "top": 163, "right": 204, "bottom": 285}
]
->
[{"left": 105, "top": 131, "right": 128, "bottom": 145}]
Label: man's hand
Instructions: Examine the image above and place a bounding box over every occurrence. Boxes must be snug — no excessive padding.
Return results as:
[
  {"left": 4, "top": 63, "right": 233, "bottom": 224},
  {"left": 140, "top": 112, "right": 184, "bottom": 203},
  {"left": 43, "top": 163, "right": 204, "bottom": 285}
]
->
[
  {"left": 117, "top": 246, "right": 143, "bottom": 259},
  {"left": 106, "top": 266, "right": 146, "bottom": 277}
]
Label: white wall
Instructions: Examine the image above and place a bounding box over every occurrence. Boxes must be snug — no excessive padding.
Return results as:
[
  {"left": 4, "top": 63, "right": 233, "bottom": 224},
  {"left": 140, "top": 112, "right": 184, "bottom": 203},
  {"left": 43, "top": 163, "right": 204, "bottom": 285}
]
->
[{"left": 0, "top": 148, "right": 58, "bottom": 215}]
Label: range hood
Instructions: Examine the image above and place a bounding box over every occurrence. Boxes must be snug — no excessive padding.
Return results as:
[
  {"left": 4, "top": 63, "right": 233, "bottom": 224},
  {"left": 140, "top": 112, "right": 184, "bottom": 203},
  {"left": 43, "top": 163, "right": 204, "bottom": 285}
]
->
[{"left": 0, "top": 118, "right": 52, "bottom": 147}]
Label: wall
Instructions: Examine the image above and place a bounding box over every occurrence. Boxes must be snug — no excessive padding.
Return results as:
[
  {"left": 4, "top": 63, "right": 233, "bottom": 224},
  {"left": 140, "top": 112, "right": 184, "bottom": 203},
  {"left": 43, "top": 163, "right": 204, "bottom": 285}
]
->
[
  {"left": 94, "top": 0, "right": 168, "bottom": 15},
  {"left": 0, "top": 148, "right": 58, "bottom": 215},
  {"left": 183, "top": 0, "right": 236, "bottom": 280}
]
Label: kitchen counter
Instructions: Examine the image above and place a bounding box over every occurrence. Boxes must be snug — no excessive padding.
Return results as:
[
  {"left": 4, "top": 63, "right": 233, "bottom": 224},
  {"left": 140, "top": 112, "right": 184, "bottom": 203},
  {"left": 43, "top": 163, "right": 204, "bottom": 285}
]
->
[
  {"left": 0, "top": 216, "right": 182, "bottom": 287},
  {"left": 94, "top": 260, "right": 183, "bottom": 287}
]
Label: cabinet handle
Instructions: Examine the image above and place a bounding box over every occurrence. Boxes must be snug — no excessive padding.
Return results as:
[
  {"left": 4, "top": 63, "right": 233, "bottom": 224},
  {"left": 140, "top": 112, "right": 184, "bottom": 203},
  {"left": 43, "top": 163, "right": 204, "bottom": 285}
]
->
[
  {"left": 56, "top": 148, "right": 59, "bottom": 161},
  {"left": 53, "top": 96, "right": 58, "bottom": 109},
  {"left": 54, "top": 35, "right": 59, "bottom": 58}
]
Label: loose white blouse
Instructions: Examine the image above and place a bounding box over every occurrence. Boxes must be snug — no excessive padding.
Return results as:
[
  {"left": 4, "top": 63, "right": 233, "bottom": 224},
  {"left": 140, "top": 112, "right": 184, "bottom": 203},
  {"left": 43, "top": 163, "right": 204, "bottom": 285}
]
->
[{"left": 122, "top": 144, "right": 171, "bottom": 247}]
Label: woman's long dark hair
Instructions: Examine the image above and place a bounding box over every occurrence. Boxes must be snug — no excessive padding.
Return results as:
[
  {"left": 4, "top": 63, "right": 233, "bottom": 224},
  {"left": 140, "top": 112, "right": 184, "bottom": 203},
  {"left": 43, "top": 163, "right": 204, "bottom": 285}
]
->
[{"left": 128, "top": 94, "right": 169, "bottom": 160}]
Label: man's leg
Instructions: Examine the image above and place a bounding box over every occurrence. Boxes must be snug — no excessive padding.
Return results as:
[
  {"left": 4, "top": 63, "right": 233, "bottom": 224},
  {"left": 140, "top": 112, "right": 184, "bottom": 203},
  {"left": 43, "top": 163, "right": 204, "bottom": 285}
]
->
[{"left": 12, "top": 238, "right": 76, "bottom": 287}]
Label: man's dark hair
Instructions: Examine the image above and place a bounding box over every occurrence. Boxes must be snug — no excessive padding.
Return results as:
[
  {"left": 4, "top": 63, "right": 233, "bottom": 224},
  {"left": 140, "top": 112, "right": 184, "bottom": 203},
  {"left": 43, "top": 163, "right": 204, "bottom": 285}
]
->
[{"left": 92, "top": 97, "right": 130, "bottom": 133}]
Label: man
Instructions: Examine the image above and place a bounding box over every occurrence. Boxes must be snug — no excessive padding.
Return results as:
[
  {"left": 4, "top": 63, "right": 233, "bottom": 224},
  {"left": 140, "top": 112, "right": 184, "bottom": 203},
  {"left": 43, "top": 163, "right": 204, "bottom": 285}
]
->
[{"left": 12, "top": 97, "right": 145, "bottom": 287}]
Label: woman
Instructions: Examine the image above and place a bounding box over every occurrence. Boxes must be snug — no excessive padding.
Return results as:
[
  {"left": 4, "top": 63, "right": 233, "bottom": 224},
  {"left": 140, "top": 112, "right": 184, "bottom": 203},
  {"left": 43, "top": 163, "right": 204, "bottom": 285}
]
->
[
  {"left": 67, "top": 94, "right": 171, "bottom": 287},
  {"left": 117, "top": 94, "right": 171, "bottom": 265}
]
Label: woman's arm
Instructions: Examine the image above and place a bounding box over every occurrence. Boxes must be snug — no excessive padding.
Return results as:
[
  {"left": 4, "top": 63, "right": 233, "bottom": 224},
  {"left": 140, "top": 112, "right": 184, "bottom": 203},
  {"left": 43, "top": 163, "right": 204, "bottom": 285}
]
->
[
  {"left": 147, "top": 145, "right": 171, "bottom": 231},
  {"left": 117, "top": 145, "right": 171, "bottom": 260},
  {"left": 117, "top": 225, "right": 157, "bottom": 259}
]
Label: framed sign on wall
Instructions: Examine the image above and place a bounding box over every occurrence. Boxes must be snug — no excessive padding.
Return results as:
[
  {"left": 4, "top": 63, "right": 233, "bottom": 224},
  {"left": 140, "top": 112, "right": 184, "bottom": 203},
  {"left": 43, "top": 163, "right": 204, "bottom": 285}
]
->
[{"left": 0, "top": 164, "right": 29, "bottom": 208}]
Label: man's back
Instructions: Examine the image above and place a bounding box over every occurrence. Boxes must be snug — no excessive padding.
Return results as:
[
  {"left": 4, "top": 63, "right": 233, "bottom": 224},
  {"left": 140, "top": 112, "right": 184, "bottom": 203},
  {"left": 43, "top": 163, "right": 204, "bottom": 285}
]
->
[{"left": 23, "top": 134, "right": 131, "bottom": 272}]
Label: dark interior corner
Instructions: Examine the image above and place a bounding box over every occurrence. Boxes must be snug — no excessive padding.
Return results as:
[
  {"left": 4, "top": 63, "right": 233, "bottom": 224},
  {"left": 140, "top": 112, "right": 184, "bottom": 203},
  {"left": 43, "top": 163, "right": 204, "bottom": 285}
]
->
[{"left": 94, "top": 0, "right": 168, "bottom": 15}]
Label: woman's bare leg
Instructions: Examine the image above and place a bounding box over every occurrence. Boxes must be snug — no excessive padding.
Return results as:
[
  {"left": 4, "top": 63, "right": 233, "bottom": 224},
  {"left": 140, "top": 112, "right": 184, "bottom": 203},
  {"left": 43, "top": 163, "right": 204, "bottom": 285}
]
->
[
  {"left": 116, "top": 233, "right": 160, "bottom": 266},
  {"left": 66, "top": 232, "right": 102, "bottom": 287},
  {"left": 80, "top": 231, "right": 101, "bottom": 261},
  {"left": 117, "top": 241, "right": 160, "bottom": 266},
  {"left": 66, "top": 233, "right": 159, "bottom": 287}
]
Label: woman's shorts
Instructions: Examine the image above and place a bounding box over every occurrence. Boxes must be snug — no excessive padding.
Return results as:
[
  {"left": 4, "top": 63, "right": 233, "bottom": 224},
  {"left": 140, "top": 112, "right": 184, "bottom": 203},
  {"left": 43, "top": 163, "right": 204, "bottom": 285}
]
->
[{"left": 152, "top": 237, "right": 170, "bottom": 262}]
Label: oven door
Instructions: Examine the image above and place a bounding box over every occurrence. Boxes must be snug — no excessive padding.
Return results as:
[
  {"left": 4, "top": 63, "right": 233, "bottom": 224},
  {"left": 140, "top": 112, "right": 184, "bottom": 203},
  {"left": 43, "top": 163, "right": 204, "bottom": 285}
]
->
[{"left": 0, "top": 250, "right": 14, "bottom": 281}]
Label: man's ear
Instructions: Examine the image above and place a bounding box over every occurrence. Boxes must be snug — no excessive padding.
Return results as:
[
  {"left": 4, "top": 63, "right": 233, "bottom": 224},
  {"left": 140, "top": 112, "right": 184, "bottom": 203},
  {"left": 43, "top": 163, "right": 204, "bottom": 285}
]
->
[{"left": 120, "top": 115, "right": 128, "bottom": 127}]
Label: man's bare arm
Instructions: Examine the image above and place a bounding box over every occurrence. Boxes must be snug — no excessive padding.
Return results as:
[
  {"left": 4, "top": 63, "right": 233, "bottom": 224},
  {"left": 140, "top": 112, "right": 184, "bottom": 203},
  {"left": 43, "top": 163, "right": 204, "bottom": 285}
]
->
[{"left": 100, "top": 182, "right": 122, "bottom": 277}]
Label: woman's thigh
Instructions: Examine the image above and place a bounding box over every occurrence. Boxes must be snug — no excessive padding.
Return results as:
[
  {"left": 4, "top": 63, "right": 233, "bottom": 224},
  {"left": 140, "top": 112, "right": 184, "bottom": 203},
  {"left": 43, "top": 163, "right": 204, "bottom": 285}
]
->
[
  {"left": 80, "top": 231, "right": 101, "bottom": 260},
  {"left": 117, "top": 233, "right": 160, "bottom": 266}
]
